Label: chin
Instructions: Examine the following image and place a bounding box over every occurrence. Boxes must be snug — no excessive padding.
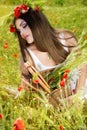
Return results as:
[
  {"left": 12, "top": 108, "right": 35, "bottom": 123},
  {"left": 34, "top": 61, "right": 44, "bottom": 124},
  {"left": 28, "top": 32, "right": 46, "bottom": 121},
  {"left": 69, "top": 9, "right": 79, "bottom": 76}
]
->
[
  {"left": 27, "top": 39, "right": 34, "bottom": 44},
  {"left": 28, "top": 41, "right": 34, "bottom": 44}
]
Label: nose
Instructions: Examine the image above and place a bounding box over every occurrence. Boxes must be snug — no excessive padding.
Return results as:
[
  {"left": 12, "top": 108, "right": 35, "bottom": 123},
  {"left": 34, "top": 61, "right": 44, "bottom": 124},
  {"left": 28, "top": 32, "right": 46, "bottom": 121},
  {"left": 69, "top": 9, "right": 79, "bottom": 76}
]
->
[{"left": 20, "top": 29, "right": 25, "bottom": 37}]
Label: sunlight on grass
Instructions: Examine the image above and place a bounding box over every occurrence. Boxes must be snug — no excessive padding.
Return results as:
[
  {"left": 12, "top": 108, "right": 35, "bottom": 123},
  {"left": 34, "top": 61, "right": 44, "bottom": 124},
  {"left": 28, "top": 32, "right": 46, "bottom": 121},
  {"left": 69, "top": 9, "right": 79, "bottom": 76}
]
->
[
  {"left": 44, "top": 5, "right": 87, "bottom": 37},
  {"left": 0, "top": 5, "right": 14, "bottom": 17}
]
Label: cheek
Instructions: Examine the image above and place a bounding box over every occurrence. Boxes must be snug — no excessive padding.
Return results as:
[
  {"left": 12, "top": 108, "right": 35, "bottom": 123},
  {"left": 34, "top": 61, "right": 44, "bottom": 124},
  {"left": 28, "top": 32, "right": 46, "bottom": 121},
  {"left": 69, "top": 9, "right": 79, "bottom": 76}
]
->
[{"left": 27, "top": 27, "right": 32, "bottom": 34}]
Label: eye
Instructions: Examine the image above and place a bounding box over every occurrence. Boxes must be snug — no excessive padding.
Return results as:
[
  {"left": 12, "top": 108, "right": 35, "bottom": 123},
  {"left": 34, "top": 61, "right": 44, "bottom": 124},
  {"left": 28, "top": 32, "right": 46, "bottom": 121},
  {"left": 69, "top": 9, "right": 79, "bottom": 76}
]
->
[
  {"left": 16, "top": 22, "right": 28, "bottom": 34},
  {"left": 22, "top": 23, "right": 28, "bottom": 28}
]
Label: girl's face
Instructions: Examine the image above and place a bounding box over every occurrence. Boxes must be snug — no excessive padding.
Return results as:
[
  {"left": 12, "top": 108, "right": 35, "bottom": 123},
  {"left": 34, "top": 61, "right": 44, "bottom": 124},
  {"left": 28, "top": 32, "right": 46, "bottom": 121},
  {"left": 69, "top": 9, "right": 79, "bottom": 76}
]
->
[{"left": 15, "top": 18, "right": 34, "bottom": 44}]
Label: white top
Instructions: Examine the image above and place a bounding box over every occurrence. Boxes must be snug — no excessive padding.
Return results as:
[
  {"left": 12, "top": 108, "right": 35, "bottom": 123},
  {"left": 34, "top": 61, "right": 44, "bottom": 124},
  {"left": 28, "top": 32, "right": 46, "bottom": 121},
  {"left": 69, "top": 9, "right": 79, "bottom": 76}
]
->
[
  {"left": 28, "top": 49, "right": 62, "bottom": 72},
  {"left": 27, "top": 33, "right": 68, "bottom": 72}
]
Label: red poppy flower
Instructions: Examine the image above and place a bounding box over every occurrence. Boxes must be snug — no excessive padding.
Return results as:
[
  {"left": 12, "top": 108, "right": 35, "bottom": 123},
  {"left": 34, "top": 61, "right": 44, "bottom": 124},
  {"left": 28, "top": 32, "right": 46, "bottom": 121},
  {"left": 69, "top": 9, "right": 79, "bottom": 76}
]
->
[
  {"left": 21, "top": 4, "right": 28, "bottom": 10},
  {"left": 62, "top": 73, "right": 68, "bottom": 80},
  {"left": 13, "top": 118, "right": 26, "bottom": 130},
  {"left": 85, "top": 36, "right": 87, "bottom": 39},
  {"left": 59, "top": 124, "right": 64, "bottom": 130},
  {"left": 14, "top": 6, "right": 21, "bottom": 18},
  {"left": 10, "top": 25, "right": 16, "bottom": 32},
  {"left": 18, "top": 86, "right": 24, "bottom": 91},
  {"left": 13, "top": 54, "right": 18, "bottom": 58},
  {"left": 35, "top": 6, "right": 40, "bottom": 12},
  {"left": 60, "top": 78, "right": 66, "bottom": 87},
  {"left": 4, "top": 44, "right": 8, "bottom": 49},
  {"left": 64, "top": 69, "right": 70, "bottom": 73},
  {"left": 33, "top": 78, "right": 39, "bottom": 84},
  {"left": 0, "top": 114, "right": 3, "bottom": 119}
]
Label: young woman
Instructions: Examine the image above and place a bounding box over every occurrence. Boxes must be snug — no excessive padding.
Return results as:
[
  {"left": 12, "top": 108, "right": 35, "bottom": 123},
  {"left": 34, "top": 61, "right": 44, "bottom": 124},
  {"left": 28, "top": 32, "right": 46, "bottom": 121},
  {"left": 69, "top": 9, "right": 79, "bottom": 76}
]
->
[{"left": 12, "top": 4, "right": 87, "bottom": 103}]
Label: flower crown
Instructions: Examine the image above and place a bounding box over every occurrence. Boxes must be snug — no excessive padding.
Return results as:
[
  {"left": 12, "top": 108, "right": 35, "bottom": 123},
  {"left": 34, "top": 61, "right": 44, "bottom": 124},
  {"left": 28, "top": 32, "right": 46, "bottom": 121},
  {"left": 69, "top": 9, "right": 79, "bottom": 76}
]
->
[
  {"left": 10, "top": 4, "right": 40, "bottom": 33},
  {"left": 14, "top": 4, "right": 29, "bottom": 18}
]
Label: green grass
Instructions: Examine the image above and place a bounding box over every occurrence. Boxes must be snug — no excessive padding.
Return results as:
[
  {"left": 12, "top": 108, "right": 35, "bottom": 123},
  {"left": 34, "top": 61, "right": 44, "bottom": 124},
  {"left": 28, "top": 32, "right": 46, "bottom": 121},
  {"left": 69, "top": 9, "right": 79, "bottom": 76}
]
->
[
  {"left": 0, "top": 5, "right": 13, "bottom": 17},
  {"left": 44, "top": 5, "right": 87, "bottom": 37},
  {"left": 0, "top": 2, "right": 87, "bottom": 130}
]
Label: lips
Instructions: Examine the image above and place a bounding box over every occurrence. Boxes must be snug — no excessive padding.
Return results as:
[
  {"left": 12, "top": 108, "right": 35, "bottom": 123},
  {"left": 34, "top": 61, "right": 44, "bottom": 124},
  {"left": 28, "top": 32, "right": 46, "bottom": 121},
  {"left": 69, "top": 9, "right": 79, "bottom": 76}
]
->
[{"left": 24, "top": 35, "right": 29, "bottom": 39}]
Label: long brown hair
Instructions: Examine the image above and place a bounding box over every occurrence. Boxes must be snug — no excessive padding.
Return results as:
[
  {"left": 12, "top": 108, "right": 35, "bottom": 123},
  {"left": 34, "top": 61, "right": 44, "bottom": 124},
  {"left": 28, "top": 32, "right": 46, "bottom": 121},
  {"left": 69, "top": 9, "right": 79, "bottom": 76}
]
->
[{"left": 14, "top": 7, "right": 77, "bottom": 63}]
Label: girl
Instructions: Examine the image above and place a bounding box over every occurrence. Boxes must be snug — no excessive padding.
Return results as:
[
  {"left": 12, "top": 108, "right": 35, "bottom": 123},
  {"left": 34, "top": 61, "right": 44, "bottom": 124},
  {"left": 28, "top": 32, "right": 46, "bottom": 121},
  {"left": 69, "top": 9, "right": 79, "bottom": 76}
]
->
[{"left": 12, "top": 4, "right": 87, "bottom": 105}]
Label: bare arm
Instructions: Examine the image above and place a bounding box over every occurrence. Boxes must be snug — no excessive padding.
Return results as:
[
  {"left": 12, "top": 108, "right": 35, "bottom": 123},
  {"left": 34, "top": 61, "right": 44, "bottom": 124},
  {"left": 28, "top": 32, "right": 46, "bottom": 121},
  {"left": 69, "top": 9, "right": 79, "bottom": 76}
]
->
[
  {"left": 76, "top": 64, "right": 87, "bottom": 92},
  {"left": 63, "top": 31, "right": 87, "bottom": 92},
  {"left": 19, "top": 56, "right": 32, "bottom": 90}
]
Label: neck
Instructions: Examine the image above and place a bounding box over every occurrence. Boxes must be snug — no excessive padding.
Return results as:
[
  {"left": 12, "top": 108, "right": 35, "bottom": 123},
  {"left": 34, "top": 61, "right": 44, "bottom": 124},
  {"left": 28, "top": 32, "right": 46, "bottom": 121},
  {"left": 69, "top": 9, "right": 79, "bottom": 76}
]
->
[{"left": 28, "top": 43, "right": 37, "bottom": 51}]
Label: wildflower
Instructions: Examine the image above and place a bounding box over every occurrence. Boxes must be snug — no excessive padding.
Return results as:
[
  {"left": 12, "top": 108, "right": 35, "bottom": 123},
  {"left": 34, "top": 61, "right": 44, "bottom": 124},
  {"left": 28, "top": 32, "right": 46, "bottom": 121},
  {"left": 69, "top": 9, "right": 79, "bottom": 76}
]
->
[
  {"left": 85, "top": 36, "right": 87, "bottom": 39},
  {"left": 4, "top": 44, "right": 8, "bottom": 49},
  {"left": 60, "top": 78, "right": 66, "bottom": 87},
  {"left": 13, "top": 54, "right": 18, "bottom": 58},
  {"left": 60, "top": 69, "right": 70, "bottom": 87},
  {"left": 21, "top": 4, "right": 28, "bottom": 11},
  {"left": 62, "top": 73, "right": 68, "bottom": 79},
  {"left": 13, "top": 117, "right": 26, "bottom": 130},
  {"left": 10, "top": 25, "right": 16, "bottom": 32},
  {"left": 0, "top": 114, "right": 3, "bottom": 119},
  {"left": 18, "top": 86, "right": 24, "bottom": 91},
  {"left": 3, "top": 42, "right": 8, "bottom": 48},
  {"left": 64, "top": 69, "right": 70, "bottom": 73},
  {"left": 35, "top": 6, "right": 40, "bottom": 11},
  {"left": 14, "top": 6, "right": 21, "bottom": 18},
  {"left": 0, "top": 57, "right": 3, "bottom": 61},
  {"left": 59, "top": 124, "right": 64, "bottom": 130},
  {"left": 33, "top": 78, "right": 39, "bottom": 84}
]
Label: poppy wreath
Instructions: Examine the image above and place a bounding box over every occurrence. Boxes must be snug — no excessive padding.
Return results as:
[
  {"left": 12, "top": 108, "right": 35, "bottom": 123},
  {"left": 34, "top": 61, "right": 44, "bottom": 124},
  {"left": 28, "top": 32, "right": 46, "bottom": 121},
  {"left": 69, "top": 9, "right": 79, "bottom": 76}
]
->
[
  {"left": 10, "top": 4, "right": 40, "bottom": 33},
  {"left": 14, "top": 4, "right": 29, "bottom": 18}
]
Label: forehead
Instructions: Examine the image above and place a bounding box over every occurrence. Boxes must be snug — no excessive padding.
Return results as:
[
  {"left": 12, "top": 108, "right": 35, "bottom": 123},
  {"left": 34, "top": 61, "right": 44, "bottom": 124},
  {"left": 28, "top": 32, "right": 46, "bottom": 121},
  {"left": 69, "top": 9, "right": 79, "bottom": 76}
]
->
[{"left": 15, "top": 18, "right": 26, "bottom": 28}]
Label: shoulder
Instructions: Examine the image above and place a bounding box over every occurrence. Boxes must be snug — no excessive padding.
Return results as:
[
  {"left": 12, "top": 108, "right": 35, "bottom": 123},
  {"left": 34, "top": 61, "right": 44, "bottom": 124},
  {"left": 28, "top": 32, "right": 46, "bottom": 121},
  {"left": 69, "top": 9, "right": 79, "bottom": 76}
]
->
[{"left": 55, "top": 29, "right": 78, "bottom": 46}]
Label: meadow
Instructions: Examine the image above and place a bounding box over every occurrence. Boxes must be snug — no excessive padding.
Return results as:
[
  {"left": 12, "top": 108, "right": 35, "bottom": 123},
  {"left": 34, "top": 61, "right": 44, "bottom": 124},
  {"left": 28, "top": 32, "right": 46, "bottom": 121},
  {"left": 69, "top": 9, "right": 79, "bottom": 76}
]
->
[{"left": 0, "top": 0, "right": 87, "bottom": 129}]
